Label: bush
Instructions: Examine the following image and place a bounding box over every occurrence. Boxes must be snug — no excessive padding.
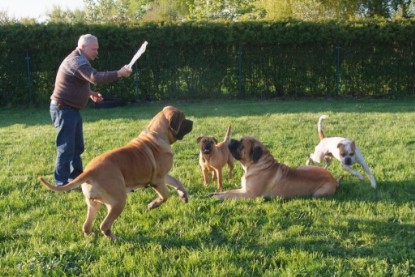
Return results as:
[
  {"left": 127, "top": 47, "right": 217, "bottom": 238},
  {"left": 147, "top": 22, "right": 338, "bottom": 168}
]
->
[{"left": 1, "top": 19, "right": 414, "bottom": 106}]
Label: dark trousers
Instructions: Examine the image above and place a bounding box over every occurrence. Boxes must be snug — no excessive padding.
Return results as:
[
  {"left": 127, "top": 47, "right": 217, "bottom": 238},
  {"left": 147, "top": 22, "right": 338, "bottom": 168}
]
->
[{"left": 50, "top": 102, "right": 84, "bottom": 186}]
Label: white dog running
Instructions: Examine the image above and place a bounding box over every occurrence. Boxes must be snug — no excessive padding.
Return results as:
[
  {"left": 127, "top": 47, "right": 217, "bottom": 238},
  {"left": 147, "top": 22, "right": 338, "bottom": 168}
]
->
[{"left": 306, "top": 115, "right": 376, "bottom": 189}]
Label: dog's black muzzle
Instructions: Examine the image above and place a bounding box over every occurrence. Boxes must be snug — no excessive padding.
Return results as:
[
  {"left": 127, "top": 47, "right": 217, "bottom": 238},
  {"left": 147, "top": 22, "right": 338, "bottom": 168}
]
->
[
  {"left": 202, "top": 143, "right": 213, "bottom": 154},
  {"left": 344, "top": 157, "right": 353, "bottom": 166},
  {"left": 228, "top": 139, "right": 242, "bottom": 160},
  {"left": 176, "top": 119, "right": 193, "bottom": 140}
]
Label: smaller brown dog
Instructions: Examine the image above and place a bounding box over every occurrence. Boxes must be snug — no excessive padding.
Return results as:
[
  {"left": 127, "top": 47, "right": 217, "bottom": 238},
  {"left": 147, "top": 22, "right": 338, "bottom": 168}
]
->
[
  {"left": 197, "top": 125, "right": 234, "bottom": 191},
  {"left": 211, "top": 137, "right": 340, "bottom": 199}
]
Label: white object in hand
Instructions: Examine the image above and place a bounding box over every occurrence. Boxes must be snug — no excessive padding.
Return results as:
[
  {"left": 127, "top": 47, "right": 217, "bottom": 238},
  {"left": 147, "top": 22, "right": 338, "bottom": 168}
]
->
[{"left": 127, "top": 41, "right": 148, "bottom": 70}]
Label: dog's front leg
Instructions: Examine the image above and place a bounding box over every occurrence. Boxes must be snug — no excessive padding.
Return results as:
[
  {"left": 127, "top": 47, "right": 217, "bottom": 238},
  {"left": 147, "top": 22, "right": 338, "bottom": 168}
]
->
[
  {"left": 211, "top": 170, "right": 217, "bottom": 182},
  {"left": 356, "top": 156, "right": 377, "bottom": 189},
  {"left": 342, "top": 164, "right": 365, "bottom": 181},
  {"left": 215, "top": 168, "right": 223, "bottom": 191},
  {"left": 210, "top": 189, "right": 255, "bottom": 199},
  {"left": 228, "top": 160, "right": 234, "bottom": 179},
  {"left": 202, "top": 167, "right": 210, "bottom": 186},
  {"left": 165, "top": 174, "right": 189, "bottom": 203},
  {"left": 148, "top": 183, "right": 169, "bottom": 209}
]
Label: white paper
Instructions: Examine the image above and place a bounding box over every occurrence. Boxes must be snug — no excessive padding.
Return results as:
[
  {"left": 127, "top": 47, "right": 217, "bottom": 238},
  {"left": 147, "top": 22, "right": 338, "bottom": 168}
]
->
[{"left": 127, "top": 41, "right": 148, "bottom": 70}]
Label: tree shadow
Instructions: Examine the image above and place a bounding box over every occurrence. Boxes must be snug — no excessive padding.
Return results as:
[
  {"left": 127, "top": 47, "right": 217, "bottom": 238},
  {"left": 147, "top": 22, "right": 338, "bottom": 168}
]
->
[{"left": 1, "top": 98, "right": 415, "bottom": 128}]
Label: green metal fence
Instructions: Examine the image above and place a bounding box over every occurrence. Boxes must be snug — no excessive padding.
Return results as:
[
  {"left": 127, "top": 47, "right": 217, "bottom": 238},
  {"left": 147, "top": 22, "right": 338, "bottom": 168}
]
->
[{"left": 1, "top": 43, "right": 414, "bottom": 107}]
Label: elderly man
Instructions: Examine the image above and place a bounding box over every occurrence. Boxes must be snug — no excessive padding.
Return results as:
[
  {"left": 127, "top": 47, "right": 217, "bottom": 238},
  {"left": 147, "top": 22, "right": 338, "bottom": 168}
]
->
[{"left": 49, "top": 34, "right": 132, "bottom": 186}]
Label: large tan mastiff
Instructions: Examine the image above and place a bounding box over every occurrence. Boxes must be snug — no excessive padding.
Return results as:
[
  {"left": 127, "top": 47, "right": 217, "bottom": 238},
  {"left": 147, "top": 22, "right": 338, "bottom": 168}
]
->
[
  {"left": 211, "top": 137, "right": 340, "bottom": 200},
  {"left": 39, "top": 106, "right": 193, "bottom": 240}
]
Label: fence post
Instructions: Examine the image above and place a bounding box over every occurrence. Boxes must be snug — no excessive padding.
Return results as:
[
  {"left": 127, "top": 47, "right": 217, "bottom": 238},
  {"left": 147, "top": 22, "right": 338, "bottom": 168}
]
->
[
  {"left": 133, "top": 64, "right": 140, "bottom": 103},
  {"left": 335, "top": 46, "right": 341, "bottom": 96},
  {"left": 25, "top": 50, "right": 33, "bottom": 106},
  {"left": 238, "top": 45, "right": 244, "bottom": 98}
]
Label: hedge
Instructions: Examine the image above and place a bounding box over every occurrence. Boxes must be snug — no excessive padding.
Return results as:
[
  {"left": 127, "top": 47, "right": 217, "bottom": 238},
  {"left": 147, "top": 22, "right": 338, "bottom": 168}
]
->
[{"left": 0, "top": 19, "right": 414, "bottom": 106}]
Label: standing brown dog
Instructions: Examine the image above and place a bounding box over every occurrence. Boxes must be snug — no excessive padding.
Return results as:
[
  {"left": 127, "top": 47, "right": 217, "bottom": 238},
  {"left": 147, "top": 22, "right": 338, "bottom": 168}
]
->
[
  {"left": 211, "top": 137, "right": 340, "bottom": 199},
  {"left": 39, "top": 106, "right": 193, "bottom": 240},
  {"left": 196, "top": 125, "right": 234, "bottom": 191}
]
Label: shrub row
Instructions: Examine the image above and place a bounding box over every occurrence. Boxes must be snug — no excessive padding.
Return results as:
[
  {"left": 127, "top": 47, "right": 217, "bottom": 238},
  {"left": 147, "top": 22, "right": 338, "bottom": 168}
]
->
[{"left": 1, "top": 19, "right": 414, "bottom": 106}]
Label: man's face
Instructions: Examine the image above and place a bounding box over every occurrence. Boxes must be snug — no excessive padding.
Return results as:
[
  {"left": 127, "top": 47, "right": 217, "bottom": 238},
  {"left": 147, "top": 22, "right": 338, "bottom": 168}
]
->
[{"left": 81, "top": 39, "right": 99, "bottom": 61}]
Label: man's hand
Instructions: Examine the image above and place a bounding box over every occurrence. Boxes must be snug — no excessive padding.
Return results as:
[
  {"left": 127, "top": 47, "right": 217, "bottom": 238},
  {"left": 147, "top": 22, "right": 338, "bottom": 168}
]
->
[
  {"left": 117, "top": 65, "right": 133, "bottom": 78},
  {"left": 90, "top": 91, "right": 103, "bottom": 102}
]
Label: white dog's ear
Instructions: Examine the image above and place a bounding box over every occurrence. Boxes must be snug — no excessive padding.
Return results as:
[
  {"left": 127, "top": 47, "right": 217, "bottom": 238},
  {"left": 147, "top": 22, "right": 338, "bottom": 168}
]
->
[{"left": 337, "top": 143, "right": 343, "bottom": 149}]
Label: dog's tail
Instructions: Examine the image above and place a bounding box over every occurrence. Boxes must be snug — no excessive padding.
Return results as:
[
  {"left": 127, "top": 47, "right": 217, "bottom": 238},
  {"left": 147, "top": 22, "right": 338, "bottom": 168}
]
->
[
  {"left": 318, "top": 115, "right": 329, "bottom": 140},
  {"left": 223, "top": 125, "right": 232, "bottom": 142},
  {"left": 39, "top": 171, "right": 90, "bottom": 192}
]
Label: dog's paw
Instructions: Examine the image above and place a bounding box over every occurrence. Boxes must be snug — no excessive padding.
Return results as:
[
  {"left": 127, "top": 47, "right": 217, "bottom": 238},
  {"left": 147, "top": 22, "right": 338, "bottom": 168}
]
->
[
  {"left": 180, "top": 193, "right": 189, "bottom": 203},
  {"left": 148, "top": 198, "right": 164, "bottom": 209},
  {"left": 147, "top": 201, "right": 158, "bottom": 209},
  {"left": 209, "top": 192, "right": 224, "bottom": 199},
  {"left": 357, "top": 174, "right": 365, "bottom": 181},
  {"left": 84, "top": 231, "right": 95, "bottom": 237}
]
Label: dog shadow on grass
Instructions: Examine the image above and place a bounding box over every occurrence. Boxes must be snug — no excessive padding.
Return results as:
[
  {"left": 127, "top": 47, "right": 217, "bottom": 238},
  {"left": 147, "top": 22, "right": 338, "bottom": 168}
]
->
[
  {"left": 334, "top": 179, "right": 415, "bottom": 204},
  {"left": 6, "top": 178, "right": 413, "bottom": 265},
  {"left": 254, "top": 218, "right": 415, "bottom": 262},
  {"left": 122, "top": 214, "right": 414, "bottom": 264},
  {"left": 116, "top": 179, "right": 415, "bottom": 264}
]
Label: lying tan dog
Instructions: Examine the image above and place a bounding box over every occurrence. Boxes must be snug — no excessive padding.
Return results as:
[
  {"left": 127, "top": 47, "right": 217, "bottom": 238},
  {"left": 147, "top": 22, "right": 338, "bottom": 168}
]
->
[
  {"left": 210, "top": 137, "right": 340, "bottom": 199},
  {"left": 39, "top": 106, "right": 193, "bottom": 240},
  {"left": 196, "top": 125, "right": 234, "bottom": 191}
]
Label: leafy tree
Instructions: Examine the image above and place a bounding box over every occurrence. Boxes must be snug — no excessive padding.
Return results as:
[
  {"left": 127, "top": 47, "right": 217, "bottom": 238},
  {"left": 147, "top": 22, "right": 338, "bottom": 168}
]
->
[
  {"left": 185, "top": 0, "right": 257, "bottom": 20},
  {"left": 7, "top": 0, "right": 414, "bottom": 25},
  {"left": 314, "top": 0, "right": 414, "bottom": 19},
  {"left": 0, "top": 9, "right": 37, "bottom": 24},
  {"left": 46, "top": 6, "right": 87, "bottom": 24},
  {"left": 140, "top": 0, "right": 189, "bottom": 21},
  {"left": 83, "top": 0, "right": 116, "bottom": 23},
  {"left": 0, "top": 10, "right": 18, "bottom": 24}
]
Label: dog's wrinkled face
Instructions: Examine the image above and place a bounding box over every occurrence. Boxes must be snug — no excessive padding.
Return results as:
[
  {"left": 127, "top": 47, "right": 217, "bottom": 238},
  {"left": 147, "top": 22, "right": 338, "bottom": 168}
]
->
[
  {"left": 196, "top": 136, "right": 218, "bottom": 154},
  {"left": 163, "top": 106, "right": 193, "bottom": 142},
  {"left": 228, "top": 137, "right": 264, "bottom": 165},
  {"left": 176, "top": 119, "right": 193, "bottom": 140},
  {"left": 337, "top": 141, "right": 356, "bottom": 166}
]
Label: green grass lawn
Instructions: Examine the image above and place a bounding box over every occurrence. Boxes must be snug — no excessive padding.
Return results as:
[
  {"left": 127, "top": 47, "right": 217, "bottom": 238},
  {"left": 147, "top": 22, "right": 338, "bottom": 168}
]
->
[{"left": 1, "top": 99, "right": 415, "bottom": 276}]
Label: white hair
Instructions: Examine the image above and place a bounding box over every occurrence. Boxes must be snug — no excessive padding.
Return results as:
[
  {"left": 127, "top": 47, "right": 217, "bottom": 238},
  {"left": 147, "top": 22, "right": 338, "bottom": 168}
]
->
[{"left": 77, "top": 34, "right": 98, "bottom": 48}]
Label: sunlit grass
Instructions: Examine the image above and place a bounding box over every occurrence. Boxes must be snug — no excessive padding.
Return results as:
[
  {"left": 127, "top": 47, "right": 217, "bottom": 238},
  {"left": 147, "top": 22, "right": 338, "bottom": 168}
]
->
[{"left": 1, "top": 99, "right": 415, "bottom": 276}]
